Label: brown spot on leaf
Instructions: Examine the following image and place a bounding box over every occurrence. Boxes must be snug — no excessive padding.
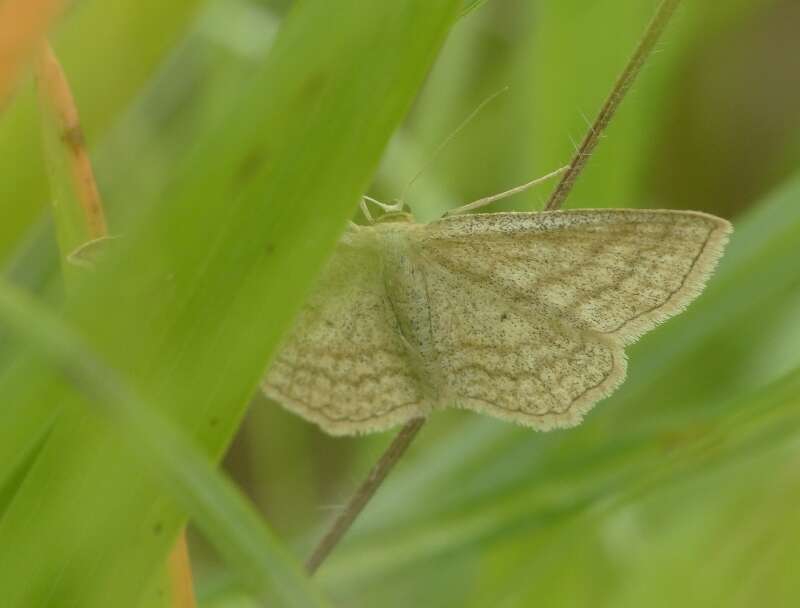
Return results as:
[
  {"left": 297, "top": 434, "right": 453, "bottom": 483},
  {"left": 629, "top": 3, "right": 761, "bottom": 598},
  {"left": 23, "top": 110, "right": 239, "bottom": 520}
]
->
[
  {"left": 61, "top": 125, "right": 85, "bottom": 154},
  {"left": 296, "top": 71, "right": 328, "bottom": 105},
  {"left": 236, "top": 148, "right": 265, "bottom": 184}
]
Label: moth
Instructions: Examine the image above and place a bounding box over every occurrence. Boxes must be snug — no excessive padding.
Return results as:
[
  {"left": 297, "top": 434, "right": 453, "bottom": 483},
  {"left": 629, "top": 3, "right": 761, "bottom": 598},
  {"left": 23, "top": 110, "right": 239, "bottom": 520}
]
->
[{"left": 263, "top": 200, "right": 731, "bottom": 435}]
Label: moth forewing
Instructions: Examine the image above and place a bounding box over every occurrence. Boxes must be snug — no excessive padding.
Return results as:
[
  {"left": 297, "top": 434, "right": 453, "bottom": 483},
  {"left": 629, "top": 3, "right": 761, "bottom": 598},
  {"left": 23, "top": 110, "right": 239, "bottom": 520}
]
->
[{"left": 263, "top": 209, "right": 731, "bottom": 435}]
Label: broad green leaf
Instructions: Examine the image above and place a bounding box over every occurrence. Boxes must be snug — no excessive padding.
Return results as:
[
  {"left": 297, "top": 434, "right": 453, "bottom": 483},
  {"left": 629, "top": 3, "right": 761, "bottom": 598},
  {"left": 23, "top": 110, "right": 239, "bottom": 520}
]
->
[
  {"left": 0, "top": 279, "right": 328, "bottom": 607},
  {"left": 0, "top": 1, "right": 461, "bottom": 606}
]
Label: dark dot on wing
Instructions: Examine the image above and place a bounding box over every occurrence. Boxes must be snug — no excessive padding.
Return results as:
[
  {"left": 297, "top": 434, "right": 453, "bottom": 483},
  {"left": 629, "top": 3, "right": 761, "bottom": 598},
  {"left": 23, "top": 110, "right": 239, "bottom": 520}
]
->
[
  {"left": 209, "top": 417, "right": 220, "bottom": 427},
  {"left": 324, "top": 319, "right": 334, "bottom": 328},
  {"left": 500, "top": 312, "right": 509, "bottom": 321},
  {"left": 153, "top": 522, "right": 163, "bottom": 535}
]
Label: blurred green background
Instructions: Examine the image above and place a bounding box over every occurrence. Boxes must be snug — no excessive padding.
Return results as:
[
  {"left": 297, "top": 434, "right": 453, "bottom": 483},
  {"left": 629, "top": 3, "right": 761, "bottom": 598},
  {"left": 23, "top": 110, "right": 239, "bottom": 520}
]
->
[{"left": 2, "top": 0, "right": 800, "bottom": 607}]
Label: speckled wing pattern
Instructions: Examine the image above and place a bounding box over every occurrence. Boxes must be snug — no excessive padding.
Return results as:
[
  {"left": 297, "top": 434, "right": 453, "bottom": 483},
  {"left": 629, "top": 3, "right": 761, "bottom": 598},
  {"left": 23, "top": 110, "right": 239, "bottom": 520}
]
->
[
  {"left": 263, "top": 209, "right": 731, "bottom": 435},
  {"left": 413, "top": 209, "right": 730, "bottom": 430},
  {"left": 262, "top": 237, "right": 432, "bottom": 435}
]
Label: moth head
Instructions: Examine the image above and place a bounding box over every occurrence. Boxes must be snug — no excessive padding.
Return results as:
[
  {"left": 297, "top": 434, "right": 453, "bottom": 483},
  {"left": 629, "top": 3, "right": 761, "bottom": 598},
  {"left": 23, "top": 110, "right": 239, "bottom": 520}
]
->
[{"left": 374, "top": 200, "right": 414, "bottom": 224}]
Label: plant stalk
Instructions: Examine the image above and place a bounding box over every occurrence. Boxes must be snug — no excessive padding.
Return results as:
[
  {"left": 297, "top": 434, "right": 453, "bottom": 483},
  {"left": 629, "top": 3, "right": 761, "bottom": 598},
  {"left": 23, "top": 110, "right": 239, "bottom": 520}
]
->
[
  {"left": 544, "top": 0, "right": 683, "bottom": 211},
  {"left": 168, "top": 531, "right": 198, "bottom": 608},
  {"left": 306, "top": 418, "right": 426, "bottom": 574},
  {"left": 306, "top": 0, "right": 685, "bottom": 576},
  {"left": 35, "top": 41, "right": 197, "bottom": 608}
]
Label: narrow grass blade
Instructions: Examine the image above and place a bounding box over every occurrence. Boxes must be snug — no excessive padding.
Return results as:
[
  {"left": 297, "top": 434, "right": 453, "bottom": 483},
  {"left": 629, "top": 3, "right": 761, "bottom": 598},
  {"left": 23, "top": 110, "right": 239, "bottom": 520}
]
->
[
  {"left": 0, "top": 0, "right": 202, "bottom": 260},
  {"left": 0, "top": 1, "right": 461, "bottom": 606},
  {"left": 0, "top": 0, "right": 65, "bottom": 105},
  {"left": 0, "top": 280, "right": 329, "bottom": 607}
]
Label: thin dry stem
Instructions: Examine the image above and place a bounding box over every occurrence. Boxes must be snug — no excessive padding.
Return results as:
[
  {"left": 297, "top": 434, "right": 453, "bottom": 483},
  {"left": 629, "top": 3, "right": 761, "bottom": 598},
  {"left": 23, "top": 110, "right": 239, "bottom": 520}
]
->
[
  {"left": 0, "top": 0, "right": 64, "bottom": 107},
  {"left": 306, "top": 417, "right": 426, "bottom": 574},
  {"left": 36, "top": 40, "right": 195, "bottom": 608},
  {"left": 544, "top": 0, "right": 683, "bottom": 211},
  {"left": 167, "top": 530, "right": 197, "bottom": 608},
  {"left": 306, "top": 0, "right": 684, "bottom": 576},
  {"left": 35, "top": 42, "right": 108, "bottom": 239}
]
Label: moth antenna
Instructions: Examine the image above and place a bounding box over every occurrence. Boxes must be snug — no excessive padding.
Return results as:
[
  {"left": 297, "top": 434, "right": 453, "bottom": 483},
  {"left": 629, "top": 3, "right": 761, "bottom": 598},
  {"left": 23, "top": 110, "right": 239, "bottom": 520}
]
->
[{"left": 399, "top": 86, "right": 510, "bottom": 204}]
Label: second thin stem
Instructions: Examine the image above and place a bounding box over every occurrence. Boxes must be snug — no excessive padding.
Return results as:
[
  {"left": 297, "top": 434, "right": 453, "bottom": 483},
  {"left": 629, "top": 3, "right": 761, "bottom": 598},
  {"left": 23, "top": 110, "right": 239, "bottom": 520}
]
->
[
  {"left": 305, "top": 0, "right": 684, "bottom": 577},
  {"left": 545, "top": 0, "right": 683, "bottom": 211},
  {"left": 306, "top": 418, "right": 426, "bottom": 574}
]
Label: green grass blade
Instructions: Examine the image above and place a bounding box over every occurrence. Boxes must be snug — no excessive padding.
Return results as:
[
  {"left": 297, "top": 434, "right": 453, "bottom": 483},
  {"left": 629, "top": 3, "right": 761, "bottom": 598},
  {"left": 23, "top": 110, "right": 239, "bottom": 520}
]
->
[
  {"left": 0, "top": 0, "right": 202, "bottom": 261},
  {"left": 0, "top": 1, "right": 461, "bottom": 606},
  {"left": 0, "top": 280, "right": 328, "bottom": 607}
]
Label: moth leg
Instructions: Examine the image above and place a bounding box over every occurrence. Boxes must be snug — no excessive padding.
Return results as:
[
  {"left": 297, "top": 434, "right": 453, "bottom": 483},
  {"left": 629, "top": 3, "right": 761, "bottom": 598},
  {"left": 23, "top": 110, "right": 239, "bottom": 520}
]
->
[
  {"left": 359, "top": 197, "right": 375, "bottom": 224},
  {"left": 443, "top": 166, "right": 568, "bottom": 217}
]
